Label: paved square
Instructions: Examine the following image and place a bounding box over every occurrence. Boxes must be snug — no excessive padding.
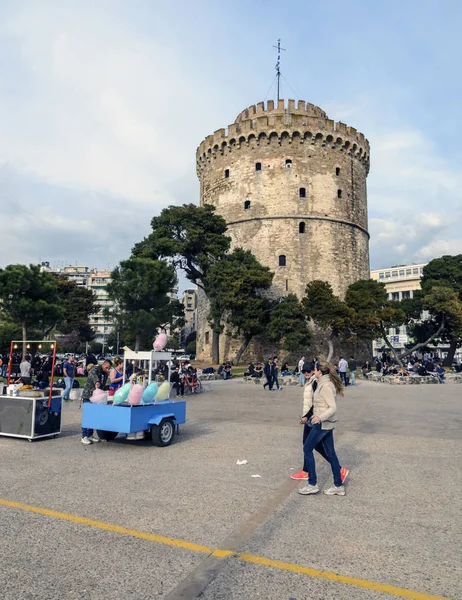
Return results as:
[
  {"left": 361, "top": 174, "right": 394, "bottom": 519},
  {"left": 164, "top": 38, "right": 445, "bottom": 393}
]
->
[{"left": 0, "top": 379, "right": 460, "bottom": 599}]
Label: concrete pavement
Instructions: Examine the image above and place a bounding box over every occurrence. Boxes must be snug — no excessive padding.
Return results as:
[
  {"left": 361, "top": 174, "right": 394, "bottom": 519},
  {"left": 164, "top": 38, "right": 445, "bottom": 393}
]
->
[{"left": 0, "top": 379, "right": 460, "bottom": 599}]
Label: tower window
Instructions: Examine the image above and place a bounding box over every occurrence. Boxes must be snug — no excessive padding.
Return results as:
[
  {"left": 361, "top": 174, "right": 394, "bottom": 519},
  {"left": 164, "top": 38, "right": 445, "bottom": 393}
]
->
[
  {"left": 205, "top": 331, "right": 210, "bottom": 344},
  {"left": 255, "top": 162, "right": 262, "bottom": 171},
  {"left": 279, "top": 255, "right": 286, "bottom": 267},
  {"left": 285, "top": 279, "right": 289, "bottom": 292},
  {"left": 299, "top": 222, "right": 306, "bottom": 234},
  {"left": 244, "top": 200, "right": 251, "bottom": 210},
  {"left": 336, "top": 167, "right": 340, "bottom": 176},
  {"left": 337, "top": 189, "right": 342, "bottom": 199},
  {"left": 224, "top": 169, "right": 230, "bottom": 178},
  {"left": 285, "top": 159, "right": 292, "bottom": 168},
  {"left": 299, "top": 187, "right": 306, "bottom": 198}
]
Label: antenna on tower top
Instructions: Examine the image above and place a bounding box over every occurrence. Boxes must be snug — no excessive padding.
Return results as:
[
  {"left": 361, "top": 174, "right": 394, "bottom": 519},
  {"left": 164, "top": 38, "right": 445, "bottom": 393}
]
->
[{"left": 273, "top": 38, "right": 286, "bottom": 102}]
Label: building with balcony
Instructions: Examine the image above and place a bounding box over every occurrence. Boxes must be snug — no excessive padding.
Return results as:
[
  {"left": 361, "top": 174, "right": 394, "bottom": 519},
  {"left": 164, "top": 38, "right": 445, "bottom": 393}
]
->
[
  {"left": 41, "top": 263, "right": 115, "bottom": 347},
  {"left": 370, "top": 263, "right": 426, "bottom": 354},
  {"left": 87, "top": 269, "right": 114, "bottom": 346}
]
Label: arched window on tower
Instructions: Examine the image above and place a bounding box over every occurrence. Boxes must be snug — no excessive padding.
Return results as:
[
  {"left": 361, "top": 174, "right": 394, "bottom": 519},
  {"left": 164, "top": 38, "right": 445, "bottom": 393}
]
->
[
  {"left": 279, "top": 255, "right": 286, "bottom": 267},
  {"left": 299, "top": 222, "right": 306, "bottom": 234},
  {"left": 255, "top": 162, "right": 262, "bottom": 171},
  {"left": 337, "top": 189, "right": 342, "bottom": 199},
  {"left": 299, "top": 187, "right": 306, "bottom": 198},
  {"left": 285, "top": 159, "right": 292, "bottom": 169},
  {"left": 224, "top": 169, "right": 230, "bottom": 178},
  {"left": 336, "top": 167, "right": 341, "bottom": 176},
  {"left": 244, "top": 200, "right": 251, "bottom": 210}
]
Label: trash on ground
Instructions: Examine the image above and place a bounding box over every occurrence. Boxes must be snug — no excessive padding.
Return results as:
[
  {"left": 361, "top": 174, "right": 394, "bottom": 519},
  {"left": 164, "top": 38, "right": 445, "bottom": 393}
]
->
[
  {"left": 236, "top": 459, "right": 248, "bottom": 465},
  {"left": 251, "top": 474, "right": 262, "bottom": 478}
]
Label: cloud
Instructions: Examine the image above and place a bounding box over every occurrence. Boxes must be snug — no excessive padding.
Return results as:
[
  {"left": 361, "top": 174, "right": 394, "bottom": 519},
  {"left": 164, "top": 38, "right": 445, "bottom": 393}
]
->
[
  {"left": 0, "top": 0, "right": 460, "bottom": 278},
  {"left": 367, "top": 127, "right": 462, "bottom": 268},
  {"left": 0, "top": 1, "right": 214, "bottom": 269}
]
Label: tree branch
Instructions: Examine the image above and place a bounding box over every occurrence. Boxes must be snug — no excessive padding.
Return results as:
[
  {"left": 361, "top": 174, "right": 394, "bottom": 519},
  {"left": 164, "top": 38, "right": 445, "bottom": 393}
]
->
[
  {"left": 398, "top": 316, "right": 445, "bottom": 360},
  {"left": 379, "top": 324, "right": 403, "bottom": 367}
]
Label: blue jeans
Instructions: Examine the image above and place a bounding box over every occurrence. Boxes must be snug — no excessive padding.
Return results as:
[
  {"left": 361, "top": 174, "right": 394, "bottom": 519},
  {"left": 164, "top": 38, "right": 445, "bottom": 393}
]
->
[
  {"left": 350, "top": 371, "right": 356, "bottom": 386},
  {"left": 302, "top": 424, "right": 331, "bottom": 472},
  {"left": 303, "top": 424, "right": 342, "bottom": 487},
  {"left": 339, "top": 371, "right": 347, "bottom": 385},
  {"left": 299, "top": 373, "right": 305, "bottom": 386},
  {"left": 273, "top": 373, "right": 280, "bottom": 389},
  {"left": 81, "top": 399, "right": 93, "bottom": 438},
  {"left": 263, "top": 375, "right": 273, "bottom": 390},
  {"left": 63, "top": 377, "right": 74, "bottom": 400}
]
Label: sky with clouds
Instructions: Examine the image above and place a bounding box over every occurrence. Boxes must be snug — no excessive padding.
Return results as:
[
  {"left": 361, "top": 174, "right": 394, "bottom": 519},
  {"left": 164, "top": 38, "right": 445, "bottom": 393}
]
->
[{"left": 0, "top": 0, "right": 461, "bottom": 281}]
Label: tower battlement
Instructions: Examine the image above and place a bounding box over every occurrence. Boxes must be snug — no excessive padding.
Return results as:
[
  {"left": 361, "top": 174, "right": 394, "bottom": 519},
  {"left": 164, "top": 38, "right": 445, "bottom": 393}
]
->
[
  {"left": 234, "top": 99, "right": 327, "bottom": 122},
  {"left": 197, "top": 99, "right": 369, "bottom": 174}
]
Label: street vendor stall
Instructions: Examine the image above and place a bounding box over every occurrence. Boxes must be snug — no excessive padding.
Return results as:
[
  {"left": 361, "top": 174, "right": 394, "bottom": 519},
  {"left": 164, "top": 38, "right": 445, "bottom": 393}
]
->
[
  {"left": 82, "top": 349, "right": 186, "bottom": 446},
  {"left": 0, "top": 340, "right": 62, "bottom": 441}
]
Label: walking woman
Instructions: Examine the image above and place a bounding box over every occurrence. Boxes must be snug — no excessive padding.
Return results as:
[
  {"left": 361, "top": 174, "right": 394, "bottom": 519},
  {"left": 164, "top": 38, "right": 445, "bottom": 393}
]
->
[{"left": 299, "top": 361, "right": 346, "bottom": 496}]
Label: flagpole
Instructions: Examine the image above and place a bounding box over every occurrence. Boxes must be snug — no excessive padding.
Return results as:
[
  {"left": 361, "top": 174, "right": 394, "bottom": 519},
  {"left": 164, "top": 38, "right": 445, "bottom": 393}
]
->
[{"left": 273, "top": 38, "right": 286, "bottom": 102}]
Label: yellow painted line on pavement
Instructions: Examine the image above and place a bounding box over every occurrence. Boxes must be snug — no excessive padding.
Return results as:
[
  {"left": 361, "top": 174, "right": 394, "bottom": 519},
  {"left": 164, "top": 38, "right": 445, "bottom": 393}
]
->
[
  {"left": 0, "top": 498, "right": 452, "bottom": 600},
  {"left": 235, "top": 552, "right": 450, "bottom": 600},
  {"left": 0, "top": 498, "right": 212, "bottom": 555}
]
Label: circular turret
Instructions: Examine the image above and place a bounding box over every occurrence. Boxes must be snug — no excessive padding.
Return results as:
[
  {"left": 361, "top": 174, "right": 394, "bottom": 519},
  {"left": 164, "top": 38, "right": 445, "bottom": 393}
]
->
[{"left": 195, "top": 98, "right": 371, "bottom": 360}]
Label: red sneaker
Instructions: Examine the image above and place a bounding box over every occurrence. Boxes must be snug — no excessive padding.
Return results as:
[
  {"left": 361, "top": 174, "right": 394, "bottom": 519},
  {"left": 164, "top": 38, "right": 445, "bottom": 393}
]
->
[
  {"left": 291, "top": 470, "right": 308, "bottom": 480},
  {"left": 340, "top": 467, "right": 349, "bottom": 483}
]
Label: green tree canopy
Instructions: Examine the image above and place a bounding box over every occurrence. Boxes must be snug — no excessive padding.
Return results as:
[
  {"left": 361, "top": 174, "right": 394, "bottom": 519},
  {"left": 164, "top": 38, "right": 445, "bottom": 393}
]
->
[
  {"left": 207, "top": 248, "right": 273, "bottom": 364},
  {"left": 266, "top": 294, "right": 311, "bottom": 355},
  {"left": 0, "top": 264, "right": 61, "bottom": 354},
  {"left": 106, "top": 258, "right": 183, "bottom": 351},
  {"left": 54, "top": 275, "right": 96, "bottom": 343},
  {"left": 303, "top": 281, "right": 353, "bottom": 361},
  {"left": 132, "top": 204, "right": 230, "bottom": 361},
  {"left": 345, "top": 279, "right": 406, "bottom": 364},
  {"left": 419, "top": 255, "right": 462, "bottom": 364}
]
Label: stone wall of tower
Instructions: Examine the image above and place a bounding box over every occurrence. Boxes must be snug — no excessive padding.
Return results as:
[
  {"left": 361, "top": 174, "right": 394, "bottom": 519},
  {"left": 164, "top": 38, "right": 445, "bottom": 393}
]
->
[{"left": 195, "top": 99, "right": 370, "bottom": 363}]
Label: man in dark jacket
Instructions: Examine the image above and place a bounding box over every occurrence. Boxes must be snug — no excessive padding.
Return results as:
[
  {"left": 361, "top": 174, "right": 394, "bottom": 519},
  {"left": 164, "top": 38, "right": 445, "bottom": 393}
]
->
[
  {"left": 263, "top": 358, "right": 273, "bottom": 391},
  {"left": 348, "top": 356, "right": 357, "bottom": 386},
  {"left": 272, "top": 356, "right": 281, "bottom": 391},
  {"left": 81, "top": 360, "right": 112, "bottom": 445}
]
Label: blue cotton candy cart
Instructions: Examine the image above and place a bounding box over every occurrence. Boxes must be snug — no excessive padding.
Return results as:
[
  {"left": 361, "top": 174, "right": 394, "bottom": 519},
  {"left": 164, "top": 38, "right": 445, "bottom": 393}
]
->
[
  {"left": 82, "top": 400, "right": 186, "bottom": 446},
  {"left": 82, "top": 349, "right": 186, "bottom": 446}
]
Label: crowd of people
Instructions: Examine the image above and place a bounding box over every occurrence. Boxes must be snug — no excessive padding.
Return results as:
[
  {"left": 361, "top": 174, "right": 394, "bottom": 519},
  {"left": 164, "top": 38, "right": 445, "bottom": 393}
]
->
[
  {"left": 170, "top": 361, "right": 199, "bottom": 396},
  {"left": 364, "top": 351, "right": 447, "bottom": 384}
]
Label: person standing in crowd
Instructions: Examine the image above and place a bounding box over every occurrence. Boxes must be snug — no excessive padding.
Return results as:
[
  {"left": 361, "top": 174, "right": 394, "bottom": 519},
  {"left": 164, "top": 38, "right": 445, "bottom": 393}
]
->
[
  {"left": 108, "top": 357, "right": 124, "bottom": 394},
  {"left": 338, "top": 356, "right": 348, "bottom": 386},
  {"left": 348, "top": 356, "right": 357, "bottom": 386},
  {"left": 31, "top": 352, "right": 42, "bottom": 376},
  {"left": 299, "top": 361, "right": 347, "bottom": 496},
  {"left": 272, "top": 356, "right": 281, "bottom": 391},
  {"left": 81, "top": 359, "right": 112, "bottom": 445},
  {"left": 436, "top": 363, "right": 445, "bottom": 384},
  {"left": 62, "top": 355, "right": 75, "bottom": 402},
  {"left": 263, "top": 357, "right": 273, "bottom": 390},
  {"left": 1, "top": 353, "right": 7, "bottom": 377},
  {"left": 20, "top": 355, "right": 32, "bottom": 385},
  {"left": 298, "top": 355, "right": 305, "bottom": 386}
]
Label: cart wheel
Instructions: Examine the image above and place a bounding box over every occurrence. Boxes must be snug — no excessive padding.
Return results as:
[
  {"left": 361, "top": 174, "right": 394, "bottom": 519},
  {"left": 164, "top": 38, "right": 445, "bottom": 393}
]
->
[
  {"left": 96, "top": 430, "right": 118, "bottom": 441},
  {"left": 151, "top": 419, "right": 175, "bottom": 447}
]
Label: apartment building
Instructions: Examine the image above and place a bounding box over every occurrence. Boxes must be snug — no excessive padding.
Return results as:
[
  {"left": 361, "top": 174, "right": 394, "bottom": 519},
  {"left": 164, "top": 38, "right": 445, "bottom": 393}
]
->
[{"left": 41, "top": 263, "right": 114, "bottom": 346}]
